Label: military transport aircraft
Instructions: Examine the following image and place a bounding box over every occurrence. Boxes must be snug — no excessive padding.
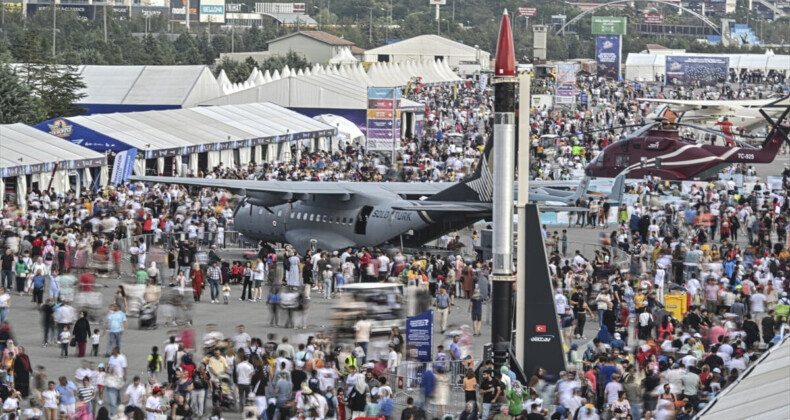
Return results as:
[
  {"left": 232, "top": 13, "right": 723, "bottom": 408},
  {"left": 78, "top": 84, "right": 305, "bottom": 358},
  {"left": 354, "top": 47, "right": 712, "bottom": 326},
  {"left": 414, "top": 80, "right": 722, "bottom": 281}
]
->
[{"left": 131, "top": 136, "right": 622, "bottom": 253}]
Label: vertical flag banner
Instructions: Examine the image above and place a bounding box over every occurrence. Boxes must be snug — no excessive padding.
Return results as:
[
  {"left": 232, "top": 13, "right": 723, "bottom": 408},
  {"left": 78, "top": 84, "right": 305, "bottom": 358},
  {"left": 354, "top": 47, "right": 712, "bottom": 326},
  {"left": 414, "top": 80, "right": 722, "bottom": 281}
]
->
[{"left": 596, "top": 34, "right": 621, "bottom": 80}]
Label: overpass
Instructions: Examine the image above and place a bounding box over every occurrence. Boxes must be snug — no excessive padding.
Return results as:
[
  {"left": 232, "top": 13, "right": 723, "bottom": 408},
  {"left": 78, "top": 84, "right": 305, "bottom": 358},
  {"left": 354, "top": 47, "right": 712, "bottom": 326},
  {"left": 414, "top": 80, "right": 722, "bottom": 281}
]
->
[{"left": 753, "top": 0, "right": 789, "bottom": 17}]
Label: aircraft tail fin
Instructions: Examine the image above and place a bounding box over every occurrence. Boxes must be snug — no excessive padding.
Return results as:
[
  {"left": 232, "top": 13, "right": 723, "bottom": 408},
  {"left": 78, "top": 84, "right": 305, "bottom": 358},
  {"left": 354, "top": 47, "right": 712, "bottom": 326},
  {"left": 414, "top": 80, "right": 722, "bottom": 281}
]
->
[
  {"left": 756, "top": 98, "right": 790, "bottom": 161},
  {"left": 606, "top": 174, "right": 626, "bottom": 204},
  {"left": 427, "top": 134, "right": 494, "bottom": 203},
  {"left": 565, "top": 177, "right": 590, "bottom": 204}
]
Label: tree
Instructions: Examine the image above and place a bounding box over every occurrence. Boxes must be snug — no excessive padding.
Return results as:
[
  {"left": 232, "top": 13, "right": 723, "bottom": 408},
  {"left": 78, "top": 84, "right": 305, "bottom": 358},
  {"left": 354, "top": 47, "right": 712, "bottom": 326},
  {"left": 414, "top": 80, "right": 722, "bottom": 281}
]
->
[
  {"left": 27, "top": 63, "right": 87, "bottom": 119},
  {"left": 0, "top": 63, "right": 41, "bottom": 124}
]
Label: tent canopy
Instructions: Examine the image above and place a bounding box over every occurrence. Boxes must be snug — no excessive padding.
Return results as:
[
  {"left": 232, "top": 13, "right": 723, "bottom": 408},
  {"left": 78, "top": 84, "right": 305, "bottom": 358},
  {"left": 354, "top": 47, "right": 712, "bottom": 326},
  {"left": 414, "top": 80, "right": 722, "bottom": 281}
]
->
[
  {"left": 313, "top": 114, "right": 364, "bottom": 143},
  {"left": 53, "top": 103, "right": 336, "bottom": 158},
  {"left": 0, "top": 123, "right": 106, "bottom": 178}
]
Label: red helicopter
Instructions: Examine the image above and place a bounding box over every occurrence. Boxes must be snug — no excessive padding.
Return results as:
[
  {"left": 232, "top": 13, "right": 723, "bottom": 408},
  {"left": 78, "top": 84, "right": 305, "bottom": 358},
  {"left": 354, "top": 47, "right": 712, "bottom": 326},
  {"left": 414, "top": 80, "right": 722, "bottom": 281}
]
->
[{"left": 585, "top": 97, "right": 790, "bottom": 180}]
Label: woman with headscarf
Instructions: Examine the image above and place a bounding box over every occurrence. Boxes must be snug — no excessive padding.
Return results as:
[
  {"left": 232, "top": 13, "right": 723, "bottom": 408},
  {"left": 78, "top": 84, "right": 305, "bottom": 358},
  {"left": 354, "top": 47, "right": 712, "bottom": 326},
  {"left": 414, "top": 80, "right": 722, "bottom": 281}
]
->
[
  {"left": 72, "top": 311, "right": 91, "bottom": 358},
  {"left": 348, "top": 373, "right": 369, "bottom": 419},
  {"left": 13, "top": 345, "right": 32, "bottom": 398},
  {"left": 596, "top": 324, "right": 611, "bottom": 344}
]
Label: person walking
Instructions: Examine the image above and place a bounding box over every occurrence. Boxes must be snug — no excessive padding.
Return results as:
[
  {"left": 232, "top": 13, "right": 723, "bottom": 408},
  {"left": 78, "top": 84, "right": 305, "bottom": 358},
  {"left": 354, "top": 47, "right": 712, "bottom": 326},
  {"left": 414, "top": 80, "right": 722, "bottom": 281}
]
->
[
  {"left": 191, "top": 263, "right": 205, "bottom": 302},
  {"left": 105, "top": 304, "right": 127, "bottom": 356},
  {"left": 435, "top": 288, "right": 451, "bottom": 334},
  {"left": 206, "top": 261, "right": 222, "bottom": 304},
  {"left": 72, "top": 311, "right": 91, "bottom": 358}
]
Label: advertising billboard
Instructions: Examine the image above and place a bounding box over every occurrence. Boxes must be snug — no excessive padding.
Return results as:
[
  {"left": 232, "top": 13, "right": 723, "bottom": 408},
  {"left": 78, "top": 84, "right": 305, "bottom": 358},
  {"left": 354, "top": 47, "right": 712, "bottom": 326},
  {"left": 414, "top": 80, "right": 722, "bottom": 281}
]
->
[
  {"left": 170, "top": 0, "right": 199, "bottom": 23},
  {"left": 665, "top": 56, "right": 729, "bottom": 86},
  {"left": 591, "top": 16, "right": 627, "bottom": 35},
  {"left": 199, "top": 0, "right": 224, "bottom": 22},
  {"left": 518, "top": 7, "right": 536, "bottom": 17},
  {"left": 643, "top": 13, "right": 664, "bottom": 23},
  {"left": 406, "top": 310, "right": 433, "bottom": 362},
  {"left": 595, "top": 34, "right": 621, "bottom": 80},
  {"left": 27, "top": 4, "right": 133, "bottom": 20}
]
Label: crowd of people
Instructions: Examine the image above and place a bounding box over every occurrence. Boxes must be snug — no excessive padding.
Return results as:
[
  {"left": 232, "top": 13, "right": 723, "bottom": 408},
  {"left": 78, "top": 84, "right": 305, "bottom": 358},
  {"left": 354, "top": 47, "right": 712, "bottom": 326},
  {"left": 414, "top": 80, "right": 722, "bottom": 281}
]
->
[{"left": 0, "top": 72, "right": 788, "bottom": 420}]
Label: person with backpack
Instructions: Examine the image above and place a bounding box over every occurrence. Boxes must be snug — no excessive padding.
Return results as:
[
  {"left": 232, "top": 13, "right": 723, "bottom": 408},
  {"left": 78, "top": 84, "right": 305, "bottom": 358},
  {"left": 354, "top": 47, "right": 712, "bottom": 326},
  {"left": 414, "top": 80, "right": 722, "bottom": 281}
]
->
[
  {"left": 324, "top": 387, "right": 338, "bottom": 420},
  {"left": 146, "top": 346, "right": 163, "bottom": 380}
]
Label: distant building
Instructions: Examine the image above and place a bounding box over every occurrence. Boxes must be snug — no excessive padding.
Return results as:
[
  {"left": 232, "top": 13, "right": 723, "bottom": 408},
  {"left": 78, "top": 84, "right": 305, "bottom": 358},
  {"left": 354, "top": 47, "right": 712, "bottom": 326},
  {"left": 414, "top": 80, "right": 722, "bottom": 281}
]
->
[
  {"left": 267, "top": 31, "right": 365, "bottom": 64},
  {"left": 362, "top": 35, "right": 490, "bottom": 71}
]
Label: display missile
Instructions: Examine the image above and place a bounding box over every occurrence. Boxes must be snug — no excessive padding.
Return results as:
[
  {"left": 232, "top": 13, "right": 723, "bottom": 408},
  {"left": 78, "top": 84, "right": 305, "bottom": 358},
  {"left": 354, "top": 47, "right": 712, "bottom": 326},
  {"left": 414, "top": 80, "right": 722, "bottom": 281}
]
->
[{"left": 490, "top": 9, "right": 517, "bottom": 368}]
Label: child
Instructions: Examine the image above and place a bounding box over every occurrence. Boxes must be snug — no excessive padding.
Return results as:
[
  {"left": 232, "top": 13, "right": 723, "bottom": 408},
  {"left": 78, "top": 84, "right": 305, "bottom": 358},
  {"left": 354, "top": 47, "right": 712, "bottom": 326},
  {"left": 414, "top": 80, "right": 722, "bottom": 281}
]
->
[
  {"left": 59, "top": 326, "right": 71, "bottom": 358},
  {"left": 222, "top": 283, "right": 231, "bottom": 304},
  {"left": 147, "top": 346, "right": 162, "bottom": 380},
  {"left": 95, "top": 363, "right": 106, "bottom": 405},
  {"left": 91, "top": 329, "right": 101, "bottom": 357}
]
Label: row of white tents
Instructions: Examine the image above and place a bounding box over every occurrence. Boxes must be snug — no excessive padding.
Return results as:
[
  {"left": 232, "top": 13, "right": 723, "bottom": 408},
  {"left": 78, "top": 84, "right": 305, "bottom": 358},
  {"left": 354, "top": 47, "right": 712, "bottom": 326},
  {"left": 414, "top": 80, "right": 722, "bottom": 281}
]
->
[{"left": 216, "top": 57, "right": 462, "bottom": 95}]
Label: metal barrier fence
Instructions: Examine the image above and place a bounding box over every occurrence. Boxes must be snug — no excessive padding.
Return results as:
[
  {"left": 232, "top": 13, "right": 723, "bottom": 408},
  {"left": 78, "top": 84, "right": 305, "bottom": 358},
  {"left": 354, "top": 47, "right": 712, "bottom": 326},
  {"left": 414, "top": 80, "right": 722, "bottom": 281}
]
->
[{"left": 389, "top": 359, "right": 480, "bottom": 417}]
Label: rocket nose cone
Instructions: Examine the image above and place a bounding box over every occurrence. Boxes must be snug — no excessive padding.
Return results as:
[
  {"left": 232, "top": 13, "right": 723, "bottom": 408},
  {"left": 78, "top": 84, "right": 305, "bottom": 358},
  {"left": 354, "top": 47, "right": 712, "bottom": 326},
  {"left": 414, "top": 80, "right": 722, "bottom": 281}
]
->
[{"left": 494, "top": 10, "right": 515, "bottom": 77}]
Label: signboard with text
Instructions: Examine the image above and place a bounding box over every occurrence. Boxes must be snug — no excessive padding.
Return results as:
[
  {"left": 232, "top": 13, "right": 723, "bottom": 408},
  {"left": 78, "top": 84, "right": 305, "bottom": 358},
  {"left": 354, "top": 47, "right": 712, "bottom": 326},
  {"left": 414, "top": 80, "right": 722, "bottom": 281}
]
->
[
  {"left": 199, "top": 0, "right": 225, "bottom": 22},
  {"left": 518, "top": 7, "right": 536, "bottom": 17},
  {"left": 591, "top": 16, "right": 627, "bottom": 35},
  {"left": 366, "top": 87, "right": 401, "bottom": 151},
  {"left": 643, "top": 13, "right": 664, "bottom": 24},
  {"left": 665, "top": 56, "right": 729, "bottom": 86},
  {"left": 596, "top": 34, "right": 621, "bottom": 80},
  {"left": 406, "top": 310, "right": 433, "bottom": 362},
  {"left": 170, "top": 0, "right": 199, "bottom": 22}
]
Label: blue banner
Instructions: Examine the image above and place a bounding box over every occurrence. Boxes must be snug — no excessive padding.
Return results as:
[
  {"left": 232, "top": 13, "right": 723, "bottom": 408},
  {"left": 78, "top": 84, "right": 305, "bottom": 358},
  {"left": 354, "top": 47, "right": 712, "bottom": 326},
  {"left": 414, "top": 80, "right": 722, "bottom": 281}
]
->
[
  {"left": 110, "top": 148, "right": 137, "bottom": 185},
  {"left": 665, "top": 56, "right": 729, "bottom": 86},
  {"left": 34, "top": 118, "right": 131, "bottom": 152},
  {"left": 406, "top": 310, "right": 433, "bottom": 362},
  {"left": 595, "top": 35, "right": 621, "bottom": 80}
]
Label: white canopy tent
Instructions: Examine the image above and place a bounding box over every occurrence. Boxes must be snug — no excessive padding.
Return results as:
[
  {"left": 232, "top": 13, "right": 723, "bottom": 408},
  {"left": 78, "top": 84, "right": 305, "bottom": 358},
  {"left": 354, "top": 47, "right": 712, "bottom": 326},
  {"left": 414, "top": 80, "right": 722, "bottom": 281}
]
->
[{"left": 1, "top": 123, "right": 107, "bottom": 206}]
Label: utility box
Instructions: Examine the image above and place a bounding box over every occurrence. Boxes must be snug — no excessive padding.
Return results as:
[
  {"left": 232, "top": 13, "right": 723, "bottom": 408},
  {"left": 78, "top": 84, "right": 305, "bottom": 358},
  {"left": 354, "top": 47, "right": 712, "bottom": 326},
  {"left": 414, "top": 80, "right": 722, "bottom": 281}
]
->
[{"left": 664, "top": 292, "right": 689, "bottom": 320}]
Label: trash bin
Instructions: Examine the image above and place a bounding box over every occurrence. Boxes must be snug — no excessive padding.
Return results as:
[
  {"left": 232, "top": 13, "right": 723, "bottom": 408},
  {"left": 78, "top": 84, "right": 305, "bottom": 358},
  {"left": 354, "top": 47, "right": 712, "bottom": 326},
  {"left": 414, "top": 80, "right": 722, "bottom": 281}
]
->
[{"left": 664, "top": 292, "right": 688, "bottom": 320}]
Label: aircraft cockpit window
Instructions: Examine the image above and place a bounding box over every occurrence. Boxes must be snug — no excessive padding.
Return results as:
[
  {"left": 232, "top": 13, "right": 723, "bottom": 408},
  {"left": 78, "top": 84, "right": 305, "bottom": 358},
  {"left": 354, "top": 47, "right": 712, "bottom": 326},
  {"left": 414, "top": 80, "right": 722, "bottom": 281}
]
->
[{"left": 277, "top": 210, "right": 283, "bottom": 217}]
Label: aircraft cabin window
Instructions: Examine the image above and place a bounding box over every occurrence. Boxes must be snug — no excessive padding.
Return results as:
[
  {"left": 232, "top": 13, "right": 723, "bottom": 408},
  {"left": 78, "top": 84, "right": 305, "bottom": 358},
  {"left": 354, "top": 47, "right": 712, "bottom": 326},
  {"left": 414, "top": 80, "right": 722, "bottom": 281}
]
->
[
  {"left": 296, "top": 212, "right": 302, "bottom": 220},
  {"left": 336, "top": 217, "right": 341, "bottom": 224},
  {"left": 290, "top": 212, "right": 295, "bottom": 219},
  {"left": 277, "top": 210, "right": 282, "bottom": 217},
  {"left": 258, "top": 209, "right": 263, "bottom": 215},
  {"left": 322, "top": 215, "right": 328, "bottom": 223},
  {"left": 309, "top": 214, "right": 315, "bottom": 222}
]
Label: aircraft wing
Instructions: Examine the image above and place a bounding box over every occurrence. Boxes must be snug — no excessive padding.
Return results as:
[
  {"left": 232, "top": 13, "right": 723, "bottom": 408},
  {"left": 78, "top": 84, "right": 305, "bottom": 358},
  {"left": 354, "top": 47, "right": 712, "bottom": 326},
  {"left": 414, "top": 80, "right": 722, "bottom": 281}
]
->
[
  {"left": 392, "top": 202, "right": 493, "bottom": 212},
  {"left": 641, "top": 98, "right": 772, "bottom": 111},
  {"left": 393, "top": 202, "right": 589, "bottom": 213},
  {"left": 129, "top": 176, "right": 451, "bottom": 198}
]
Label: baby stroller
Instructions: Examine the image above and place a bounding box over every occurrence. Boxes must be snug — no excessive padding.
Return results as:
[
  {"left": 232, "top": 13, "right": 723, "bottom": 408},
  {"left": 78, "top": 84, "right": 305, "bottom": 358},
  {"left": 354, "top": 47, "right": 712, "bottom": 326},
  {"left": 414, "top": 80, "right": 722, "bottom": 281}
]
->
[
  {"left": 139, "top": 303, "right": 158, "bottom": 329},
  {"left": 212, "top": 376, "right": 237, "bottom": 411}
]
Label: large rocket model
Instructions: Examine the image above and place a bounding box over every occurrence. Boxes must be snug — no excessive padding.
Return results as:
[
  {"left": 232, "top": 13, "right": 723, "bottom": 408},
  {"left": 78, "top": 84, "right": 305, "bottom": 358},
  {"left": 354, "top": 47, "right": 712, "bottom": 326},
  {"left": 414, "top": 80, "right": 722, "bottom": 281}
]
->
[{"left": 490, "top": 9, "right": 517, "bottom": 366}]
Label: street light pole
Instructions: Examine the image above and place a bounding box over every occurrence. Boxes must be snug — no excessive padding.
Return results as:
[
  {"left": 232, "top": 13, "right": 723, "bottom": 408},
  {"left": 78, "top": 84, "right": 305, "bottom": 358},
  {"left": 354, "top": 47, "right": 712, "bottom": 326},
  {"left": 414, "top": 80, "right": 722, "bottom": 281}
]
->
[
  {"left": 369, "top": 8, "right": 372, "bottom": 44},
  {"left": 52, "top": 1, "right": 56, "bottom": 58}
]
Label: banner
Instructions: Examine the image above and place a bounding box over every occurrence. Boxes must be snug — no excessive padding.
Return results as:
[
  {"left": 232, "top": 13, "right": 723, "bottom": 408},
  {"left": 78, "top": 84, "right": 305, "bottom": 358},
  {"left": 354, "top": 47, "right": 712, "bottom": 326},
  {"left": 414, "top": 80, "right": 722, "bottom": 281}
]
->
[
  {"left": 406, "top": 310, "right": 433, "bottom": 362},
  {"left": 366, "top": 87, "right": 401, "bottom": 151},
  {"left": 643, "top": 13, "right": 664, "bottom": 23},
  {"left": 596, "top": 34, "right": 621, "bottom": 80},
  {"left": 111, "top": 148, "right": 138, "bottom": 185},
  {"left": 199, "top": 0, "right": 225, "bottom": 22},
  {"left": 591, "top": 16, "right": 627, "bottom": 35},
  {"left": 665, "top": 56, "right": 729, "bottom": 86},
  {"left": 170, "top": 0, "right": 199, "bottom": 22}
]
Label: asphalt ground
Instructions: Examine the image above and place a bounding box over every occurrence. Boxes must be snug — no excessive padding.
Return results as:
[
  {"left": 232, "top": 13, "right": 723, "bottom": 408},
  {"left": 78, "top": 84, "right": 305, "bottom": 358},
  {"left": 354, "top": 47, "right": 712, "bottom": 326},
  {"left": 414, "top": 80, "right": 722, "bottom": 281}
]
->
[{"left": 9, "top": 152, "right": 788, "bottom": 417}]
